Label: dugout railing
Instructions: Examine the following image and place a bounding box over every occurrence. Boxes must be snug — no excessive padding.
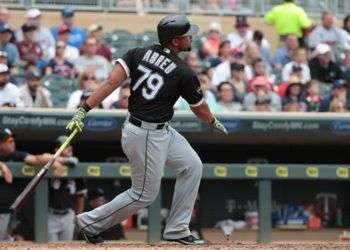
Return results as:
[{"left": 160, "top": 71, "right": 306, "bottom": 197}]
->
[{"left": 5, "top": 162, "right": 350, "bottom": 244}]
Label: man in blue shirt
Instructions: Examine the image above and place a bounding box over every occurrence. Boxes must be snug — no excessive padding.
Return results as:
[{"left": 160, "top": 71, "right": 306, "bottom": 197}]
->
[
  {"left": 0, "top": 23, "right": 19, "bottom": 67},
  {"left": 273, "top": 33, "right": 299, "bottom": 69},
  {"left": 51, "top": 7, "right": 86, "bottom": 49}
]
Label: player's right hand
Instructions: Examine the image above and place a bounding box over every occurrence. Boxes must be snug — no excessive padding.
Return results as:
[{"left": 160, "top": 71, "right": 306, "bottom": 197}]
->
[
  {"left": 66, "top": 107, "right": 87, "bottom": 133},
  {"left": 211, "top": 117, "right": 228, "bottom": 135}
]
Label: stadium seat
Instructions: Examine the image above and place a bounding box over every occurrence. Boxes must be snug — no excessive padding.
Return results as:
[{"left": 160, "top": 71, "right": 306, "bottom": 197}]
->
[{"left": 42, "top": 74, "right": 78, "bottom": 108}]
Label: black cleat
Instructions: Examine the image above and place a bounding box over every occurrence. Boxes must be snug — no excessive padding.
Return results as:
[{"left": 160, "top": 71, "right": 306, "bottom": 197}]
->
[
  {"left": 81, "top": 230, "right": 104, "bottom": 244},
  {"left": 166, "top": 234, "right": 205, "bottom": 245}
]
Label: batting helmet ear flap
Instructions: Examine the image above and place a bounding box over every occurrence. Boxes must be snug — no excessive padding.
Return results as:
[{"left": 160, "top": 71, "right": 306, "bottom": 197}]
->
[{"left": 157, "top": 15, "right": 199, "bottom": 45}]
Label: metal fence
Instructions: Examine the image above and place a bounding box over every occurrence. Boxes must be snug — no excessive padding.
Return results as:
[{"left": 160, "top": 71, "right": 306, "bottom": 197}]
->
[{"left": 1, "top": 0, "right": 350, "bottom": 16}]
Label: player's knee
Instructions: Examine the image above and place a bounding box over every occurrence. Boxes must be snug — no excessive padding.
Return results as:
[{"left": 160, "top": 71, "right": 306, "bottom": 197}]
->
[
  {"left": 130, "top": 182, "right": 160, "bottom": 205},
  {"left": 191, "top": 155, "right": 203, "bottom": 179}
]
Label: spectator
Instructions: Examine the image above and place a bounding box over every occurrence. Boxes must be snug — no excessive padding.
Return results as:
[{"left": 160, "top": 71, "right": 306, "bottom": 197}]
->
[
  {"left": 227, "top": 15, "right": 251, "bottom": 50},
  {"left": 0, "top": 6, "right": 9, "bottom": 26},
  {"left": 264, "top": 0, "right": 312, "bottom": 45},
  {"left": 0, "top": 7, "right": 15, "bottom": 43},
  {"left": 84, "top": 188, "right": 125, "bottom": 240},
  {"left": 252, "top": 30, "right": 271, "bottom": 65},
  {"left": 51, "top": 7, "right": 86, "bottom": 49},
  {"left": 244, "top": 42, "right": 271, "bottom": 80},
  {"left": 0, "top": 128, "right": 64, "bottom": 240},
  {"left": 0, "top": 23, "right": 19, "bottom": 67},
  {"left": 184, "top": 52, "right": 200, "bottom": 73},
  {"left": 212, "top": 48, "right": 249, "bottom": 86},
  {"left": 341, "top": 15, "right": 350, "bottom": 49},
  {"left": 74, "top": 37, "right": 112, "bottom": 80},
  {"left": 0, "top": 63, "right": 22, "bottom": 107},
  {"left": 85, "top": 24, "right": 112, "bottom": 61},
  {"left": 66, "top": 71, "right": 98, "bottom": 109},
  {"left": 309, "top": 43, "right": 343, "bottom": 84},
  {"left": 273, "top": 33, "right": 299, "bottom": 69},
  {"left": 16, "top": 8, "right": 55, "bottom": 57},
  {"left": 47, "top": 25, "right": 79, "bottom": 63},
  {"left": 308, "top": 11, "right": 346, "bottom": 50},
  {"left": 282, "top": 48, "right": 310, "bottom": 84},
  {"left": 247, "top": 58, "right": 274, "bottom": 90},
  {"left": 110, "top": 83, "right": 130, "bottom": 109},
  {"left": 320, "top": 80, "right": 348, "bottom": 112},
  {"left": 175, "top": 73, "right": 220, "bottom": 112},
  {"left": 305, "top": 80, "right": 322, "bottom": 111},
  {"left": 46, "top": 40, "right": 75, "bottom": 78},
  {"left": 228, "top": 62, "right": 246, "bottom": 102},
  {"left": 48, "top": 135, "right": 86, "bottom": 241},
  {"left": 19, "top": 69, "right": 52, "bottom": 108},
  {"left": 217, "top": 81, "right": 242, "bottom": 112},
  {"left": 209, "top": 40, "right": 231, "bottom": 68},
  {"left": 329, "top": 98, "right": 347, "bottom": 112},
  {"left": 201, "top": 22, "right": 222, "bottom": 58},
  {"left": 243, "top": 76, "right": 281, "bottom": 111},
  {"left": 253, "top": 96, "right": 272, "bottom": 112},
  {"left": 282, "top": 75, "right": 307, "bottom": 111},
  {"left": 16, "top": 24, "right": 43, "bottom": 67}
]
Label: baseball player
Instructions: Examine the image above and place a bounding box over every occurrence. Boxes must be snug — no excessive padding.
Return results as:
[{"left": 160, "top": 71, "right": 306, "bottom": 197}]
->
[{"left": 67, "top": 15, "right": 227, "bottom": 245}]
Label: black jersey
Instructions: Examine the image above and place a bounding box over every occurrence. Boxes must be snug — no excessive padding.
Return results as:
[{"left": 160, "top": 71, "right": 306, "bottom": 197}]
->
[{"left": 116, "top": 45, "right": 203, "bottom": 123}]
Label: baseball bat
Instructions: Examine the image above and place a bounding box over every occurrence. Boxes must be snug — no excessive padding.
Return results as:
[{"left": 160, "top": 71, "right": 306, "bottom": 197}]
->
[{"left": 9, "top": 128, "right": 79, "bottom": 214}]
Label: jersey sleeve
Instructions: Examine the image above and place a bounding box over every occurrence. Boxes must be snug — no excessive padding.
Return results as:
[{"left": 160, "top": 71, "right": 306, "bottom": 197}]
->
[
  {"left": 8, "top": 150, "right": 29, "bottom": 162},
  {"left": 114, "top": 48, "right": 137, "bottom": 78},
  {"left": 180, "top": 73, "right": 204, "bottom": 107}
]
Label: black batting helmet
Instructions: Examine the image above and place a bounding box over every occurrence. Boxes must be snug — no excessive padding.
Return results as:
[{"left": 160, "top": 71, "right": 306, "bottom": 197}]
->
[{"left": 157, "top": 15, "right": 199, "bottom": 45}]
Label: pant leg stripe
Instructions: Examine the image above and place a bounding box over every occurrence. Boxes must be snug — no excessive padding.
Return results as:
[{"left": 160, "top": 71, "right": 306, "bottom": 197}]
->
[{"left": 81, "top": 130, "right": 150, "bottom": 233}]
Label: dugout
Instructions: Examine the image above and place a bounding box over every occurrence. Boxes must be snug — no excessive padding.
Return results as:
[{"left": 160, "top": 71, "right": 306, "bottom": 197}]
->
[{"left": 3, "top": 109, "right": 350, "bottom": 230}]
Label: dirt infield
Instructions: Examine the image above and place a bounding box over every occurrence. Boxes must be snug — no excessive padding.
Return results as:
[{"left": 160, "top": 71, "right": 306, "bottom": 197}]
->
[{"left": 0, "top": 229, "right": 349, "bottom": 250}]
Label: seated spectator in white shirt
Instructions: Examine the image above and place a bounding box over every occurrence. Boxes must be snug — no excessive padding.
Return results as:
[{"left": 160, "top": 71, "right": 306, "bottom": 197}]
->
[
  {"left": 46, "top": 40, "right": 75, "bottom": 79},
  {"left": 243, "top": 76, "right": 281, "bottom": 111},
  {"left": 74, "top": 37, "right": 112, "bottom": 80},
  {"left": 282, "top": 48, "right": 310, "bottom": 84},
  {"left": 66, "top": 71, "right": 99, "bottom": 109},
  {"left": 19, "top": 69, "right": 52, "bottom": 108},
  {"left": 0, "top": 63, "right": 22, "bottom": 107},
  {"left": 47, "top": 25, "right": 79, "bottom": 63},
  {"left": 217, "top": 81, "right": 242, "bottom": 112},
  {"left": 227, "top": 15, "right": 270, "bottom": 51},
  {"left": 308, "top": 11, "right": 346, "bottom": 50}
]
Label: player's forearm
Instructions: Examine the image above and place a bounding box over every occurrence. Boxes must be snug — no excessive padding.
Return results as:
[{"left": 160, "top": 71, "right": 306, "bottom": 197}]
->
[
  {"left": 190, "top": 102, "right": 215, "bottom": 124},
  {"left": 85, "top": 64, "right": 127, "bottom": 109}
]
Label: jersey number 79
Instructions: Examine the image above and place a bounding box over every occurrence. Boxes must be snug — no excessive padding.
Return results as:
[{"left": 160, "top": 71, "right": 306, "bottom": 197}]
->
[{"left": 133, "top": 64, "right": 164, "bottom": 100}]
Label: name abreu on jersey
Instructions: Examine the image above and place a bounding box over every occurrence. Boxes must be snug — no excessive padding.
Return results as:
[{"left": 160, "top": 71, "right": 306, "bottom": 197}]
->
[{"left": 142, "top": 49, "right": 177, "bottom": 74}]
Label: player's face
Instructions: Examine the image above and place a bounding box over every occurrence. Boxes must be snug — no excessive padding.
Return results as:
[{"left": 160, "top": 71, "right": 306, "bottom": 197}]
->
[
  {"left": 0, "top": 137, "right": 15, "bottom": 155},
  {"left": 176, "top": 35, "right": 192, "bottom": 52}
]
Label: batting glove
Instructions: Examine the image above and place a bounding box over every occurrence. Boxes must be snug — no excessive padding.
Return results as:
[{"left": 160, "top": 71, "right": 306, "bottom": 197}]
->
[
  {"left": 66, "top": 107, "right": 87, "bottom": 133},
  {"left": 211, "top": 117, "right": 228, "bottom": 135}
]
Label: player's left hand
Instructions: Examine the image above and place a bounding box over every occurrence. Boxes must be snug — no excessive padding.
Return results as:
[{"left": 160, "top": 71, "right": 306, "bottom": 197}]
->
[
  {"left": 66, "top": 107, "right": 87, "bottom": 132},
  {"left": 211, "top": 117, "right": 228, "bottom": 135}
]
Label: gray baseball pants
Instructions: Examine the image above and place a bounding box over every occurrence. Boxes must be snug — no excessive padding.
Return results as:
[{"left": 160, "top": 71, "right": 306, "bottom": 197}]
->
[
  {"left": 48, "top": 209, "right": 75, "bottom": 241},
  {"left": 77, "top": 118, "right": 203, "bottom": 239}
]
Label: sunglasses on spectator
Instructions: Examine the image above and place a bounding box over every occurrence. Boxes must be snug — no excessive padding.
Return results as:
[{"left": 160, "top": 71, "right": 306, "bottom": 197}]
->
[{"left": 83, "top": 76, "right": 96, "bottom": 81}]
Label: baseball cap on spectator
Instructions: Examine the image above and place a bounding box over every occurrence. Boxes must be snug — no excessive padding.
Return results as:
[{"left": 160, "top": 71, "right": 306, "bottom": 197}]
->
[
  {"left": 251, "top": 76, "right": 269, "bottom": 88},
  {"left": 0, "top": 128, "right": 14, "bottom": 143},
  {"left": 26, "top": 8, "right": 41, "bottom": 19},
  {"left": 235, "top": 15, "right": 249, "bottom": 28},
  {"left": 231, "top": 62, "right": 245, "bottom": 71},
  {"left": 21, "top": 23, "right": 36, "bottom": 33},
  {"left": 312, "top": 43, "right": 331, "bottom": 57},
  {"left": 88, "top": 24, "right": 102, "bottom": 33},
  {"left": 332, "top": 79, "right": 347, "bottom": 90},
  {"left": 58, "top": 24, "right": 70, "bottom": 35},
  {"left": 0, "top": 63, "right": 9, "bottom": 74},
  {"left": 26, "top": 69, "right": 41, "bottom": 80},
  {"left": 209, "top": 21, "right": 221, "bottom": 33},
  {"left": 0, "top": 23, "right": 11, "bottom": 33},
  {"left": 61, "top": 7, "right": 74, "bottom": 17}
]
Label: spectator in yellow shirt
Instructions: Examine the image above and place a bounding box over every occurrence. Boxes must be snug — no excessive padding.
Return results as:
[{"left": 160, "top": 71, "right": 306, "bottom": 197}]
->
[{"left": 264, "top": 0, "right": 312, "bottom": 45}]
